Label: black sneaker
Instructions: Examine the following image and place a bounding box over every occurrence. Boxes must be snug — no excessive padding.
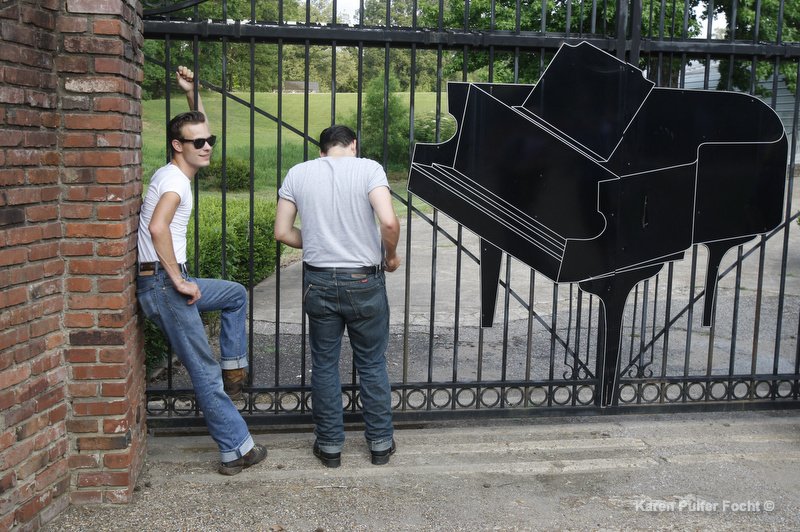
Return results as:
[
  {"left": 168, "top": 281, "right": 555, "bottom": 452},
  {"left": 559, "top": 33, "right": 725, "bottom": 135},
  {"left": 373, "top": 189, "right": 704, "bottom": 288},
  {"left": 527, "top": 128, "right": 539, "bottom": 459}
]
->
[
  {"left": 218, "top": 443, "right": 267, "bottom": 475},
  {"left": 370, "top": 440, "right": 396, "bottom": 465},
  {"left": 313, "top": 442, "right": 341, "bottom": 468}
]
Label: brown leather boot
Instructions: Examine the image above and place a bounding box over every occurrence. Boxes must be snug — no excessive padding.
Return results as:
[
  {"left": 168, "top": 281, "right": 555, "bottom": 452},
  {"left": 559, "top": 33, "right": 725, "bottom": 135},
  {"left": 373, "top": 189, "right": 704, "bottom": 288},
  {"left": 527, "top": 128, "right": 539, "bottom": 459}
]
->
[
  {"left": 222, "top": 368, "right": 247, "bottom": 399},
  {"left": 219, "top": 443, "right": 267, "bottom": 475}
]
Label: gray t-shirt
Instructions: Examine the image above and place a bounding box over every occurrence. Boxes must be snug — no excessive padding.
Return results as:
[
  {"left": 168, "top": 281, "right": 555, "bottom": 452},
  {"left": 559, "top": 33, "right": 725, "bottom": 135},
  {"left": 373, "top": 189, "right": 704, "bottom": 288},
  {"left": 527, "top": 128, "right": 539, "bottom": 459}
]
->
[{"left": 278, "top": 156, "right": 389, "bottom": 267}]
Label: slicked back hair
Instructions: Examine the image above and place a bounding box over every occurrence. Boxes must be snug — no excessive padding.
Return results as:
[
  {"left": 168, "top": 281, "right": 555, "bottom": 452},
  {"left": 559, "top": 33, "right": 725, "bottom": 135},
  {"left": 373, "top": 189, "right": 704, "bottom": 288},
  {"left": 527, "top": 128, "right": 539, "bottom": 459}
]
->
[{"left": 319, "top": 125, "right": 357, "bottom": 154}]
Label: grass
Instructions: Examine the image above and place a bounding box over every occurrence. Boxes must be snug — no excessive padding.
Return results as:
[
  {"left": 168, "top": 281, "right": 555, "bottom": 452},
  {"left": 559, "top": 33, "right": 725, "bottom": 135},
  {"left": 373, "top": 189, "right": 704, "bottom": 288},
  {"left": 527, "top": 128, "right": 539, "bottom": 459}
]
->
[{"left": 142, "top": 91, "right": 444, "bottom": 214}]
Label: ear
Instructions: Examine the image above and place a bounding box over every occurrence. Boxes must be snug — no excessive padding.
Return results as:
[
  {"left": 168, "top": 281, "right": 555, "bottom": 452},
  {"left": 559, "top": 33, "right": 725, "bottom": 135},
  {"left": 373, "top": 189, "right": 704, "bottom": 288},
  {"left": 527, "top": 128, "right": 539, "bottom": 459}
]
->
[{"left": 171, "top": 138, "right": 184, "bottom": 154}]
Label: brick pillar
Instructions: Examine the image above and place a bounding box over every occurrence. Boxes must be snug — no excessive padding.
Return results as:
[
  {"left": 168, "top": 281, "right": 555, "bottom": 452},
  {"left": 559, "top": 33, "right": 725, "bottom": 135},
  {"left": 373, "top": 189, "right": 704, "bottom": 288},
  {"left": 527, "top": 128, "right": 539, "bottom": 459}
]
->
[
  {"left": 0, "top": 1, "right": 70, "bottom": 529},
  {"left": 58, "top": 0, "right": 146, "bottom": 505},
  {"left": 1, "top": 0, "right": 144, "bottom": 524}
]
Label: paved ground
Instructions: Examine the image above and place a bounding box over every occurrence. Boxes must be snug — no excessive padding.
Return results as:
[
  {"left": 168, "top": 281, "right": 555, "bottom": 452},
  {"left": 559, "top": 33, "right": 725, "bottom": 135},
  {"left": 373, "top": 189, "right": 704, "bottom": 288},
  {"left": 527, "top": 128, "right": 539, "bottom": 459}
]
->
[{"left": 46, "top": 409, "right": 800, "bottom": 531}]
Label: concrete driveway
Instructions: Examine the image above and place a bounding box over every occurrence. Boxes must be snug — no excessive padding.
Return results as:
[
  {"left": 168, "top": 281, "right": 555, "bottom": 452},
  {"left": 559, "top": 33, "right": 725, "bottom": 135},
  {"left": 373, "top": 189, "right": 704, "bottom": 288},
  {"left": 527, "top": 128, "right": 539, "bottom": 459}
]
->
[{"left": 46, "top": 409, "right": 800, "bottom": 530}]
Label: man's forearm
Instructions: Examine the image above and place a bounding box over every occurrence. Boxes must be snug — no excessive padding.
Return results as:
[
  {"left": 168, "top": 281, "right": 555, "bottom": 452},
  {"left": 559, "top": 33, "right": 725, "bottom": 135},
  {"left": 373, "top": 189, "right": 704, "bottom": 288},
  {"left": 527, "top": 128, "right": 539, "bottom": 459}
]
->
[
  {"left": 380, "top": 223, "right": 399, "bottom": 258},
  {"left": 151, "top": 230, "right": 186, "bottom": 285},
  {"left": 186, "top": 89, "right": 205, "bottom": 117}
]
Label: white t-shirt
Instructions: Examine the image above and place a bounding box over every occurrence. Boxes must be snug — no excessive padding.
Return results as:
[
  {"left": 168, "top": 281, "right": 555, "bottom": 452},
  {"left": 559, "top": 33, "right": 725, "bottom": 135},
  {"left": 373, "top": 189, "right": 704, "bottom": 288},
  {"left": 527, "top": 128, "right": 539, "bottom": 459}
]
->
[
  {"left": 278, "top": 156, "right": 388, "bottom": 267},
  {"left": 138, "top": 163, "right": 193, "bottom": 263}
]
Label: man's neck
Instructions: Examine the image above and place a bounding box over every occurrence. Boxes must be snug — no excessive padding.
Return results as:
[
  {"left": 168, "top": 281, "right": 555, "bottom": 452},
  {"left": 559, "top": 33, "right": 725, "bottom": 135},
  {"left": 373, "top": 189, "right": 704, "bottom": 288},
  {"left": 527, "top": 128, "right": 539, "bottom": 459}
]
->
[
  {"left": 324, "top": 145, "right": 355, "bottom": 158},
  {"left": 171, "top": 157, "right": 196, "bottom": 179}
]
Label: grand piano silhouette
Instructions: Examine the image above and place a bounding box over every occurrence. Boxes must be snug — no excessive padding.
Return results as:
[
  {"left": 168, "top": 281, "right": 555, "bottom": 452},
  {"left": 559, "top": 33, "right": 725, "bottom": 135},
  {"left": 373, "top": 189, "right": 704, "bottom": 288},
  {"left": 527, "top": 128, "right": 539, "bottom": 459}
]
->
[{"left": 408, "top": 41, "right": 788, "bottom": 406}]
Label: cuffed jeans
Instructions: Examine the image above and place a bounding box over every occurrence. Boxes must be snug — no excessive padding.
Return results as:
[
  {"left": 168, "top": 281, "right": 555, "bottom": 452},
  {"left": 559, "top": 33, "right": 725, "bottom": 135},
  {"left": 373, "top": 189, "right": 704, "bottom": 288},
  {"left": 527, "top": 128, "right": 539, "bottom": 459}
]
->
[
  {"left": 303, "top": 269, "right": 394, "bottom": 454},
  {"left": 136, "top": 269, "right": 253, "bottom": 462}
]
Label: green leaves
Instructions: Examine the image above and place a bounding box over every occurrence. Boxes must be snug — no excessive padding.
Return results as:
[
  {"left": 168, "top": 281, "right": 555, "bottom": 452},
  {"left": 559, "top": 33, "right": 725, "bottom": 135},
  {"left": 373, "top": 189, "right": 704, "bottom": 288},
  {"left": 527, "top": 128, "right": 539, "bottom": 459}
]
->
[{"left": 186, "top": 195, "right": 279, "bottom": 289}]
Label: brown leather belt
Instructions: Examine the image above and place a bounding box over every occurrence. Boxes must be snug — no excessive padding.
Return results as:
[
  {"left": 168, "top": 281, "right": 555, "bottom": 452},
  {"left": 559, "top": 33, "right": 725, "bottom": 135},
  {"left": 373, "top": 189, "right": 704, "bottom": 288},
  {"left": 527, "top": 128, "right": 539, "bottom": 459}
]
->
[{"left": 138, "top": 262, "right": 188, "bottom": 276}]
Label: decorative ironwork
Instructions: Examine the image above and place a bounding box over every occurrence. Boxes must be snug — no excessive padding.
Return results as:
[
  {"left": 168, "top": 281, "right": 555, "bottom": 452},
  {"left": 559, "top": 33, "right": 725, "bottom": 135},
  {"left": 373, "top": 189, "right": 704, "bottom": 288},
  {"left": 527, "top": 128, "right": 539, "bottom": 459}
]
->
[
  {"left": 146, "top": 381, "right": 601, "bottom": 421},
  {"left": 617, "top": 378, "right": 800, "bottom": 405}
]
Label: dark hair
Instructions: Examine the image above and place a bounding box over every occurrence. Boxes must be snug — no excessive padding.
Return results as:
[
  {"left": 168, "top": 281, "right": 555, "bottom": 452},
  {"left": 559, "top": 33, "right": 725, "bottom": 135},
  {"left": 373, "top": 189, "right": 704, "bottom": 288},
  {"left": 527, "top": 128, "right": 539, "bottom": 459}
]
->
[
  {"left": 319, "top": 125, "right": 356, "bottom": 154},
  {"left": 168, "top": 111, "right": 206, "bottom": 153}
]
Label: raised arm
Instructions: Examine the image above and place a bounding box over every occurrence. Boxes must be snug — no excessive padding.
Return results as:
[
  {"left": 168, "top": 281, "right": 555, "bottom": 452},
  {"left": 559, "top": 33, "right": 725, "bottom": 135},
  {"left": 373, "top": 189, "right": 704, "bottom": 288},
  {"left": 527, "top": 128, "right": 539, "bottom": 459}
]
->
[{"left": 176, "top": 65, "right": 206, "bottom": 119}]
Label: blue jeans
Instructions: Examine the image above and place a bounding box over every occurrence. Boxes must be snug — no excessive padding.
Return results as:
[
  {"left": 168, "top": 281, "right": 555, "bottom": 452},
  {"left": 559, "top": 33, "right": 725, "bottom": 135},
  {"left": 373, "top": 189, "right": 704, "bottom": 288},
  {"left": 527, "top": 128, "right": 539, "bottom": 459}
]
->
[
  {"left": 303, "top": 269, "right": 394, "bottom": 454},
  {"left": 136, "top": 269, "right": 253, "bottom": 462}
]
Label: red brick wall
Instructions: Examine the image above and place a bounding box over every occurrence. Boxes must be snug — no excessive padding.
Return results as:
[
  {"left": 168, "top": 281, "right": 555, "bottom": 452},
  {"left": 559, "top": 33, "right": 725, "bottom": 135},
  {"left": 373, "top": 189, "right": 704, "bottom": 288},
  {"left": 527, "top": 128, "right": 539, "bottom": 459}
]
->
[{"left": 0, "top": 0, "right": 145, "bottom": 527}]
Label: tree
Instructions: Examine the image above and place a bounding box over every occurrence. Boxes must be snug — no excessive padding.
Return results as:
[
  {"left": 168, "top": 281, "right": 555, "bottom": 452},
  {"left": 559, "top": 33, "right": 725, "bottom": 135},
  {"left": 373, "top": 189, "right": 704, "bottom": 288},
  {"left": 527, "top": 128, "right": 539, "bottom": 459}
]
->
[
  {"left": 334, "top": 46, "right": 360, "bottom": 93},
  {"left": 713, "top": 0, "right": 798, "bottom": 94},
  {"left": 351, "top": 0, "right": 443, "bottom": 91},
  {"left": 356, "top": 76, "right": 409, "bottom": 169},
  {"left": 412, "top": 0, "right": 702, "bottom": 84}
]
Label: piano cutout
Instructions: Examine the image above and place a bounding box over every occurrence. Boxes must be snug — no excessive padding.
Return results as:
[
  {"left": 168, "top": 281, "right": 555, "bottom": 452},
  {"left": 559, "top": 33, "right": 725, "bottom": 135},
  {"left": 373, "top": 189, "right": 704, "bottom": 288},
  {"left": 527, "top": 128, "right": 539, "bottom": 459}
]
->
[{"left": 408, "top": 41, "right": 788, "bottom": 406}]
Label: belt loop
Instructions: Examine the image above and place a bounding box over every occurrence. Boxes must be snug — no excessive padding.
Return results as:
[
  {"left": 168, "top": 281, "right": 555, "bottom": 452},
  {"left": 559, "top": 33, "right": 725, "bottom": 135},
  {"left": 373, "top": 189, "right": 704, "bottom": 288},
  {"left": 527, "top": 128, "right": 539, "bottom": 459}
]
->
[{"left": 153, "top": 262, "right": 160, "bottom": 274}]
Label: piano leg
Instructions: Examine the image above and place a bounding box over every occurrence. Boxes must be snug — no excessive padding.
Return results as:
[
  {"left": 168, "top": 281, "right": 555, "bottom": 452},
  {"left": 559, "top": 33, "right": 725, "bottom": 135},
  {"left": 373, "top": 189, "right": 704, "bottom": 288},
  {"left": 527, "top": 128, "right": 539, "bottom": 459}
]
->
[
  {"left": 580, "top": 265, "right": 664, "bottom": 407},
  {"left": 480, "top": 239, "right": 503, "bottom": 328},
  {"left": 701, "top": 237, "right": 753, "bottom": 326}
]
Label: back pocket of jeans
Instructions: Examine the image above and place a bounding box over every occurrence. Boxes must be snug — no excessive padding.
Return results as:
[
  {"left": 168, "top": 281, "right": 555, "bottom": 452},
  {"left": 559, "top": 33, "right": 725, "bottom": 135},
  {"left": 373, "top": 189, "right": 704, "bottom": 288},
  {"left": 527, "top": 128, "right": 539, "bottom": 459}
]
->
[
  {"left": 344, "top": 282, "right": 386, "bottom": 319},
  {"left": 303, "top": 284, "right": 331, "bottom": 317}
]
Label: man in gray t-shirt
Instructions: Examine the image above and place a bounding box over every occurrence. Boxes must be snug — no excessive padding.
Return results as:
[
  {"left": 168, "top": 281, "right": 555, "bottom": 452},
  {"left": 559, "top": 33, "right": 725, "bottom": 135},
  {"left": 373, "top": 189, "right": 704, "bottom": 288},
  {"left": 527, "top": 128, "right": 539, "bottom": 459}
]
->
[{"left": 275, "top": 125, "right": 400, "bottom": 467}]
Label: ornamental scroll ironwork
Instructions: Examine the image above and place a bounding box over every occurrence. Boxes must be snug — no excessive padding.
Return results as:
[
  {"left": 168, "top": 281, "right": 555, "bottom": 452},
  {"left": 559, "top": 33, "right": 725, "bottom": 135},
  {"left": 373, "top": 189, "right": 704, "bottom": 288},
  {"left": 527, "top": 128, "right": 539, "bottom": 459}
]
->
[{"left": 408, "top": 41, "right": 789, "bottom": 407}]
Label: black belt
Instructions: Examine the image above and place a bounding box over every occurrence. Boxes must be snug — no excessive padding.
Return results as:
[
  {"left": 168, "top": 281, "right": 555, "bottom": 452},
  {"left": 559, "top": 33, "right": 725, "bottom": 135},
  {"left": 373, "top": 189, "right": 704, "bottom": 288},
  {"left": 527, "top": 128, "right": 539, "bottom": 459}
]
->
[
  {"left": 139, "top": 262, "right": 188, "bottom": 274},
  {"left": 304, "top": 263, "right": 382, "bottom": 274}
]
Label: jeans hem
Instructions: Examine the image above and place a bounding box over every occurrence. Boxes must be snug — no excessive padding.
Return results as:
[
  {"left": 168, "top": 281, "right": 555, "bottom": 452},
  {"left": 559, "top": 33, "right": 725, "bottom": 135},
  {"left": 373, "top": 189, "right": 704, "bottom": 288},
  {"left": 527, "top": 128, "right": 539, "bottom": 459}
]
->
[
  {"left": 220, "top": 356, "right": 248, "bottom": 370},
  {"left": 220, "top": 434, "right": 254, "bottom": 462},
  {"left": 367, "top": 436, "right": 394, "bottom": 452},
  {"left": 315, "top": 438, "right": 344, "bottom": 454}
]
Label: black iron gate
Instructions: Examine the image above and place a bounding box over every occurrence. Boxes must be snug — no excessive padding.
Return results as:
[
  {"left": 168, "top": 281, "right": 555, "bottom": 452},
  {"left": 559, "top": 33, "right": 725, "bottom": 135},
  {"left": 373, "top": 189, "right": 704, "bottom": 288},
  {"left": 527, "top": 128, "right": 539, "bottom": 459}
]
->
[{"left": 142, "top": 0, "right": 800, "bottom": 427}]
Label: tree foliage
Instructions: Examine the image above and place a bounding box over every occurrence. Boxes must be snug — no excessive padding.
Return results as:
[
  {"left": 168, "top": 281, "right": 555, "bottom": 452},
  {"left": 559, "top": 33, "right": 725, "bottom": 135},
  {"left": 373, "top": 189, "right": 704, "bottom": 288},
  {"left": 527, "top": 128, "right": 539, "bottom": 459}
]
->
[
  {"left": 713, "top": 0, "right": 798, "bottom": 94},
  {"left": 142, "top": 0, "right": 793, "bottom": 97},
  {"left": 355, "top": 76, "right": 409, "bottom": 169}
]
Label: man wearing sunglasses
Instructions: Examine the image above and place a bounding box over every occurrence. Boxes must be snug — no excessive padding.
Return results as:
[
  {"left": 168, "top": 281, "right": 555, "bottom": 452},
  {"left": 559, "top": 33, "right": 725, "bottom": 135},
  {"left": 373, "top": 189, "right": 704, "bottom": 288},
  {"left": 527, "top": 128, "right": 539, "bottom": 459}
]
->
[{"left": 136, "top": 66, "right": 266, "bottom": 475}]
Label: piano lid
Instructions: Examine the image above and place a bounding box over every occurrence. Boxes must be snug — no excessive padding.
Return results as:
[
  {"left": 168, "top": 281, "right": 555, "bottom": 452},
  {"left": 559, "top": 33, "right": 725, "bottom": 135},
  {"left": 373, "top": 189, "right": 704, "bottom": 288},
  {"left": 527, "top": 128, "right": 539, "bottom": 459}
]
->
[{"left": 522, "top": 41, "right": 655, "bottom": 162}]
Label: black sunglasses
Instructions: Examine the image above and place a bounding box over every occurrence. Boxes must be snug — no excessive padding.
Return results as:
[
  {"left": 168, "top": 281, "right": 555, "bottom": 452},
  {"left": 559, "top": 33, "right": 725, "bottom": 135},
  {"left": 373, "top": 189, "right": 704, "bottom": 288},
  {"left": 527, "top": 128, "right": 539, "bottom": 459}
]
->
[{"left": 178, "top": 135, "right": 217, "bottom": 149}]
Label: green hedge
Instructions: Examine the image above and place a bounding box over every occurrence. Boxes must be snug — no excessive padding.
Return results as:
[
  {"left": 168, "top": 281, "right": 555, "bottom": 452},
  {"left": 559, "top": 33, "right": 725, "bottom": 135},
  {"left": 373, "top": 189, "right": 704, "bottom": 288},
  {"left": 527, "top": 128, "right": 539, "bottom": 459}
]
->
[
  {"left": 197, "top": 158, "right": 251, "bottom": 191},
  {"left": 186, "top": 194, "right": 278, "bottom": 287},
  {"left": 414, "top": 111, "right": 457, "bottom": 144}
]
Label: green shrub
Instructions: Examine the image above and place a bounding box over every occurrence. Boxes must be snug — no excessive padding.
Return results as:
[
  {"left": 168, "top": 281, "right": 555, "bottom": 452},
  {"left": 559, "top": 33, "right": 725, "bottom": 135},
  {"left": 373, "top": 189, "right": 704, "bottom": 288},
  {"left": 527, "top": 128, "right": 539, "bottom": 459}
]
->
[
  {"left": 197, "top": 158, "right": 251, "bottom": 191},
  {"left": 186, "top": 194, "right": 278, "bottom": 288},
  {"left": 414, "top": 111, "right": 457, "bottom": 144},
  {"left": 355, "top": 76, "right": 410, "bottom": 171}
]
